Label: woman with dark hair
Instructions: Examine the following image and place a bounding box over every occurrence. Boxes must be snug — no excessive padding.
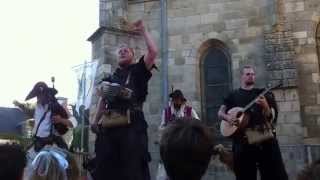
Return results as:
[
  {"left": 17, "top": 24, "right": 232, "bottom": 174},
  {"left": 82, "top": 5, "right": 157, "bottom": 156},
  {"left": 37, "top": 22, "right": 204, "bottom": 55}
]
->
[{"left": 160, "top": 118, "right": 214, "bottom": 180}]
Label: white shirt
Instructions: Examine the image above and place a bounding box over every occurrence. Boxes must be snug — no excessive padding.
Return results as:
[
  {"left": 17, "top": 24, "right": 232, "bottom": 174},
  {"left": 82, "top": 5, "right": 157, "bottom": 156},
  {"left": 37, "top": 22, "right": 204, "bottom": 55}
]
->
[
  {"left": 62, "top": 116, "right": 78, "bottom": 148},
  {"left": 159, "top": 103, "right": 200, "bottom": 130},
  {"left": 33, "top": 104, "right": 52, "bottom": 138}
]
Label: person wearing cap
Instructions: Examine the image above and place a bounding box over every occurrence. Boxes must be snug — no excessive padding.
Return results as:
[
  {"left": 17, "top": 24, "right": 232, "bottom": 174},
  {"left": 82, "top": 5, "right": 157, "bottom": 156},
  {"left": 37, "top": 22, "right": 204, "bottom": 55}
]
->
[
  {"left": 159, "top": 89, "right": 200, "bottom": 131},
  {"left": 15, "top": 81, "right": 73, "bottom": 152},
  {"left": 91, "top": 19, "right": 158, "bottom": 180}
]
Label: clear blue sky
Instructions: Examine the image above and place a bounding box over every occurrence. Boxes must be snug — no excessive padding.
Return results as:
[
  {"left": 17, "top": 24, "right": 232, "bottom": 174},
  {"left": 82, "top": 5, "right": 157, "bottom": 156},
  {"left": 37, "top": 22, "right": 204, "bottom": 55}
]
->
[{"left": 0, "top": 0, "right": 99, "bottom": 107}]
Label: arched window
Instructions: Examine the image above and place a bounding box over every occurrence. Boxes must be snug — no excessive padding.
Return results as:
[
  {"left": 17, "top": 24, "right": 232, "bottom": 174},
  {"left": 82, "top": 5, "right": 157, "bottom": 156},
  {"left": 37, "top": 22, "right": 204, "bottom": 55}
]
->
[{"left": 199, "top": 39, "right": 232, "bottom": 143}]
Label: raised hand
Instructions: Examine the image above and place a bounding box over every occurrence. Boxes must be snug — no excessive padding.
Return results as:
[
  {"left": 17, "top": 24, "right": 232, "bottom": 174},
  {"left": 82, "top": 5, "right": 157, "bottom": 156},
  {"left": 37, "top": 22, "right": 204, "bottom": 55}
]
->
[
  {"left": 132, "top": 19, "right": 146, "bottom": 34},
  {"left": 13, "top": 100, "right": 21, "bottom": 107}
]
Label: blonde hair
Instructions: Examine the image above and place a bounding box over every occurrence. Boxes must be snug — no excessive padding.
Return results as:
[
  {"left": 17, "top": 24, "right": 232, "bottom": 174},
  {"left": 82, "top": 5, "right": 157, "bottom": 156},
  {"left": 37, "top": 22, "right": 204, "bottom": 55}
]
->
[
  {"left": 29, "top": 147, "right": 79, "bottom": 180},
  {"left": 29, "top": 154, "right": 65, "bottom": 180}
]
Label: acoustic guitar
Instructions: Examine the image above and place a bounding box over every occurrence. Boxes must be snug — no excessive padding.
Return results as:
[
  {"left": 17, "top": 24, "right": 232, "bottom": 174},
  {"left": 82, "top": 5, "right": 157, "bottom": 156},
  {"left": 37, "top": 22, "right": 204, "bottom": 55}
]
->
[{"left": 220, "top": 83, "right": 281, "bottom": 137}]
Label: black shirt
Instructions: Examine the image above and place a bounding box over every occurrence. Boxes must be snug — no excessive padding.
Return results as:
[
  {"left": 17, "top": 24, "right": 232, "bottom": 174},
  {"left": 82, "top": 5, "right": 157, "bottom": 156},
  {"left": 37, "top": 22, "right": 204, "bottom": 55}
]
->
[
  {"left": 103, "top": 56, "right": 152, "bottom": 110},
  {"left": 223, "top": 88, "right": 277, "bottom": 128}
]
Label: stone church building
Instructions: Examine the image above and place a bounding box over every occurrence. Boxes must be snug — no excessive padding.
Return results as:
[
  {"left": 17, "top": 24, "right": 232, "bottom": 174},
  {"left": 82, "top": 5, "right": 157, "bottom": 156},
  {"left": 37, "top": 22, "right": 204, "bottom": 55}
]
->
[{"left": 87, "top": 0, "right": 320, "bottom": 179}]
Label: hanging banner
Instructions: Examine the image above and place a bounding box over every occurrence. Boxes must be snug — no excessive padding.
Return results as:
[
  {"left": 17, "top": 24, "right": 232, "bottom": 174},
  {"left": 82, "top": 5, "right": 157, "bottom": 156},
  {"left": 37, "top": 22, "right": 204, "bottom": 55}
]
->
[{"left": 73, "top": 60, "right": 99, "bottom": 112}]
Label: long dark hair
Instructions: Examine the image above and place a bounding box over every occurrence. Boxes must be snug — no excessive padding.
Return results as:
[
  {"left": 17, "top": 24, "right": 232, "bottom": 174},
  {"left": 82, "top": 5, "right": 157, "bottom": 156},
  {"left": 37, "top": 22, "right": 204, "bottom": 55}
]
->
[
  {"left": 45, "top": 91, "right": 69, "bottom": 135},
  {"left": 265, "top": 91, "right": 278, "bottom": 124}
]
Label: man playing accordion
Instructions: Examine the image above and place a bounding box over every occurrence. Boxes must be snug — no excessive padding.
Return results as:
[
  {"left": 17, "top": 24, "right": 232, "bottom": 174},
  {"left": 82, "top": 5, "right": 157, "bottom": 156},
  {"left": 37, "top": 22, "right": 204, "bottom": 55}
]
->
[{"left": 91, "top": 19, "right": 158, "bottom": 180}]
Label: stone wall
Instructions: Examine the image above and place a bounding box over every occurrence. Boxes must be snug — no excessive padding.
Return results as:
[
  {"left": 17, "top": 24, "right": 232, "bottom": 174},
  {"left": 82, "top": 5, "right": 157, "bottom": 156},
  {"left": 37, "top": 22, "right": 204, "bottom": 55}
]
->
[
  {"left": 99, "top": 0, "right": 128, "bottom": 27},
  {"left": 262, "top": 0, "right": 303, "bottom": 144},
  {"left": 282, "top": 0, "right": 320, "bottom": 144},
  {"left": 166, "top": 0, "right": 271, "bottom": 88},
  {"left": 273, "top": 88, "right": 303, "bottom": 144}
]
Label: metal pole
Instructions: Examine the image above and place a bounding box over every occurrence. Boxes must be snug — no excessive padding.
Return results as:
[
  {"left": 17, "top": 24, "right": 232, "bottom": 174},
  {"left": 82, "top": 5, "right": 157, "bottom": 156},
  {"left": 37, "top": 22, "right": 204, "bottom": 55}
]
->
[
  {"left": 80, "top": 61, "right": 87, "bottom": 153},
  {"left": 160, "top": 0, "right": 169, "bottom": 108},
  {"left": 79, "top": 61, "right": 87, "bottom": 177}
]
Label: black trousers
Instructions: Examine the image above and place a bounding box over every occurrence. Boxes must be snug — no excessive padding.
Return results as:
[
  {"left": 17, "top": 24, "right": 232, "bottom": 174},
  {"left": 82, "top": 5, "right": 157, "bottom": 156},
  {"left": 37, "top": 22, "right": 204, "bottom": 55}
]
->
[
  {"left": 94, "top": 111, "right": 151, "bottom": 180},
  {"left": 232, "top": 138, "right": 288, "bottom": 180}
]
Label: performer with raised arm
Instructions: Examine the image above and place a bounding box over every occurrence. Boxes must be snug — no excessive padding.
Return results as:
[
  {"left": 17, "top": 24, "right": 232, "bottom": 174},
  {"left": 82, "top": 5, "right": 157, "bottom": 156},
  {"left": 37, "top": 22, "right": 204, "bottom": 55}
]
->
[{"left": 91, "top": 19, "right": 158, "bottom": 180}]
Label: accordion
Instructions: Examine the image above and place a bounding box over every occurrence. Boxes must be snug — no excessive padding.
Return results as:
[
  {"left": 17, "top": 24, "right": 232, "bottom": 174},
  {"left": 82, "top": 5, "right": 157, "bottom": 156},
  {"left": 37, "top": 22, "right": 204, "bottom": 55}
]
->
[{"left": 100, "top": 81, "right": 133, "bottom": 103}]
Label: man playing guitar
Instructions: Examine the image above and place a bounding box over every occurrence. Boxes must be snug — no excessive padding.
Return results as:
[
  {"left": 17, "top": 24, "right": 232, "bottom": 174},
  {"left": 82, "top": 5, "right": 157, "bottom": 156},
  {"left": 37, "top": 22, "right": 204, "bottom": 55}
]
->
[{"left": 217, "top": 65, "right": 288, "bottom": 180}]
